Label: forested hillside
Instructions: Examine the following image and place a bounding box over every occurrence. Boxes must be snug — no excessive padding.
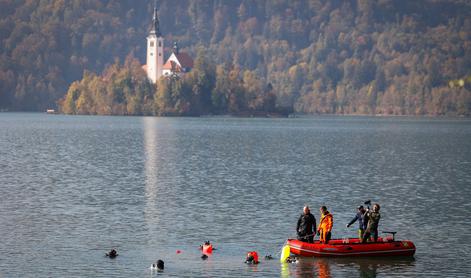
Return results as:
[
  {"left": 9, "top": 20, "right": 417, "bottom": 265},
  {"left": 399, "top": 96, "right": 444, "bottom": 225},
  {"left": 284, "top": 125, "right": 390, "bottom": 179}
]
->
[{"left": 1, "top": 0, "right": 470, "bottom": 115}]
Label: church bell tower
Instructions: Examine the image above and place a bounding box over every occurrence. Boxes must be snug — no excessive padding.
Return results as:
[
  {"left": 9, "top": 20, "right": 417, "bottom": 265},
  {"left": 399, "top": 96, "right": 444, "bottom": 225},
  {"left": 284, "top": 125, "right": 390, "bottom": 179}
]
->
[{"left": 146, "top": 3, "right": 164, "bottom": 83}]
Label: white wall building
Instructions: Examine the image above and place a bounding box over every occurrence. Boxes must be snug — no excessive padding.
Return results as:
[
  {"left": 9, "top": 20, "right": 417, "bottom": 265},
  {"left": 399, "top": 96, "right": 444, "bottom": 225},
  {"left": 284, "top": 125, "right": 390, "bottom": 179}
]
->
[{"left": 162, "top": 42, "right": 194, "bottom": 78}]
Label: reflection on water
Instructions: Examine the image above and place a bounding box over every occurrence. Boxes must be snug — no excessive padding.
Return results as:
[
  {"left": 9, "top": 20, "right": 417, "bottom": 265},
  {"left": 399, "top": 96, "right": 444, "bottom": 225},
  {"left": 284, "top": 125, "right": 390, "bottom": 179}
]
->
[
  {"left": 144, "top": 117, "right": 158, "bottom": 203},
  {"left": 284, "top": 257, "right": 415, "bottom": 278},
  {"left": 143, "top": 117, "right": 159, "bottom": 244},
  {"left": 316, "top": 259, "right": 331, "bottom": 278}
]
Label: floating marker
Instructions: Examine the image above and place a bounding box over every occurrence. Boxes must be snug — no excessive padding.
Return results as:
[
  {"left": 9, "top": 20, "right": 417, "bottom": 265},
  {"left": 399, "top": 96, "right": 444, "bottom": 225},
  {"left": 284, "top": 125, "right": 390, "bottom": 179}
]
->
[{"left": 280, "top": 245, "right": 290, "bottom": 262}]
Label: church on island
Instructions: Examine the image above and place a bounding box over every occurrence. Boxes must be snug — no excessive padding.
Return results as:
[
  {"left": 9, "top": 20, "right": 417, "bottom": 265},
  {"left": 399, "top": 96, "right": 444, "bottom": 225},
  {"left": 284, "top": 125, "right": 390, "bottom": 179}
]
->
[{"left": 143, "top": 6, "right": 193, "bottom": 83}]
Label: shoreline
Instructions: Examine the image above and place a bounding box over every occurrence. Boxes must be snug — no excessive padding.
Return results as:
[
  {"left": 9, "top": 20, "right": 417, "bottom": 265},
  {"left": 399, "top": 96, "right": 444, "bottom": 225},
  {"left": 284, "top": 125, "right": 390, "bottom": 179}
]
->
[{"left": 0, "top": 111, "right": 469, "bottom": 119}]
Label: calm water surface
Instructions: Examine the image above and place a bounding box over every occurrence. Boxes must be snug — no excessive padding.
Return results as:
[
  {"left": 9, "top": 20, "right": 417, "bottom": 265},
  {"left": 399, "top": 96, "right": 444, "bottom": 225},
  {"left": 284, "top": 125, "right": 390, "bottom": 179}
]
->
[{"left": 0, "top": 113, "right": 470, "bottom": 277}]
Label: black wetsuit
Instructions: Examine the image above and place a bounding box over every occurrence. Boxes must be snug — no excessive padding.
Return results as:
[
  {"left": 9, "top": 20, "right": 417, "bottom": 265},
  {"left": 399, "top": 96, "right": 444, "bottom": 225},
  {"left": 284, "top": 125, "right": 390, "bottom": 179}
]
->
[{"left": 297, "top": 213, "right": 316, "bottom": 243}]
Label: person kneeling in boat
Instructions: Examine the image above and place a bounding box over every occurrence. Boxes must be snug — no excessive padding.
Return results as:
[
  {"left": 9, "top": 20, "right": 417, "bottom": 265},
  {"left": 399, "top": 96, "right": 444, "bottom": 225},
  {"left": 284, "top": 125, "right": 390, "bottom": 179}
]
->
[
  {"left": 362, "top": 203, "right": 381, "bottom": 243},
  {"left": 296, "top": 205, "right": 317, "bottom": 243},
  {"left": 317, "top": 206, "right": 333, "bottom": 243},
  {"left": 346, "top": 205, "right": 368, "bottom": 240}
]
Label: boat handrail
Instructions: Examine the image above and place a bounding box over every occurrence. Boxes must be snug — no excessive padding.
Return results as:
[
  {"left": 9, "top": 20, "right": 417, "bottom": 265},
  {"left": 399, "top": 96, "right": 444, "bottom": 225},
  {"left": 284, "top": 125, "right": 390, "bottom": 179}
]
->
[{"left": 382, "top": 231, "right": 397, "bottom": 241}]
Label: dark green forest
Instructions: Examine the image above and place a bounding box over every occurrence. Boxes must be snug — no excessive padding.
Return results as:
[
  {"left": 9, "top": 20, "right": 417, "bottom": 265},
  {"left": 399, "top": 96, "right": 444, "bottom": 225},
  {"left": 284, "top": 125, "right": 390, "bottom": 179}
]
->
[{"left": 1, "top": 0, "right": 470, "bottom": 115}]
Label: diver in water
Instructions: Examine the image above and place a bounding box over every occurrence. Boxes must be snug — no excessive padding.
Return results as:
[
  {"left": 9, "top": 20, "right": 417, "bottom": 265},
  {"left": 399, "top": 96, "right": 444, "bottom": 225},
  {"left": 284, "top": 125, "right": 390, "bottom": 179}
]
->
[{"left": 106, "top": 249, "right": 118, "bottom": 258}]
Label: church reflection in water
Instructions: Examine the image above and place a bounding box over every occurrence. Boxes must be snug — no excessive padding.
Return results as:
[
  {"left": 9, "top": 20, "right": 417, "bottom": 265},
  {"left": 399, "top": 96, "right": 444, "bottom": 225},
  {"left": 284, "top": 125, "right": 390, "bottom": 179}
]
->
[
  {"left": 143, "top": 117, "right": 158, "bottom": 204},
  {"left": 143, "top": 116, "right": 163, "bottom": 244},
  {"left": 142, "top": 117, "right": 181, "bottom": 246}
]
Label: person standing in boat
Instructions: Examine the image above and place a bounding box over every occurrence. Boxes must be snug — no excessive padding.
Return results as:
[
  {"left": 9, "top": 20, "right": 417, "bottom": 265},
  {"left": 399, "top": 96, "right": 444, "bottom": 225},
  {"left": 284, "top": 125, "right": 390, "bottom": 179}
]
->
[
  {"left": 362, "top": 203, "right": 381, "bottom": 243},
  {"left": 346, "top": 205, "right": 368, "bottom": 240},
  {"left": 296, "top": 205, "right": 317, "bottom": 243},
  {"left": 317, "top": 206, "right": 333, "bottom": 243}
]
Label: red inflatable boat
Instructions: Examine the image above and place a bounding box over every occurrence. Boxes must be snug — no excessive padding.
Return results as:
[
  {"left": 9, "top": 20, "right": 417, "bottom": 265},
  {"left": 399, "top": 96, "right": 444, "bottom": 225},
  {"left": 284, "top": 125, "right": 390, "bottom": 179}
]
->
[{"left": 287, "top": 237, "right": 415, "bottom": 257}]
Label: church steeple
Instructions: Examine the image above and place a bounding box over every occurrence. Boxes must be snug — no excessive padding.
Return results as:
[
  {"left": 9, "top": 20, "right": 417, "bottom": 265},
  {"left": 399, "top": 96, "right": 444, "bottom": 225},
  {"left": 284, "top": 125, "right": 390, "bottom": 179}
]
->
[
  {"left": 173, "top": 41, "right": 179, "bottom": 54},
  {"left": 146, "top": 0, "right": 164, "bottom": 83},
  {"left": 150, "top": 1, "right": 162, "bottom": 37}
]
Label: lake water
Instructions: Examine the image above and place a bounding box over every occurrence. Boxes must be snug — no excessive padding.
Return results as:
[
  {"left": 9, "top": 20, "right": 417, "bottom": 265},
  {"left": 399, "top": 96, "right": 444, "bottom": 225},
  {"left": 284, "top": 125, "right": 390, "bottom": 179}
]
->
[{"left": 0, "top": 113, "right": 470, "bottom": 277}]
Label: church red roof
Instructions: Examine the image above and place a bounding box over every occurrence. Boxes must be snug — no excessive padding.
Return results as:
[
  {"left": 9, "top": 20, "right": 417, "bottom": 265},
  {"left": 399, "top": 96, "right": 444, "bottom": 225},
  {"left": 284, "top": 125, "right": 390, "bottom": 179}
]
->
[
  {"left": 174, "top": 52, "right": 193, "bottom": 68},
  {"left": 163, "top": 60, "right": 182, "bottom": 72},
  {"left": 162, "top": 60, "right": 173, "bottom": 70}
]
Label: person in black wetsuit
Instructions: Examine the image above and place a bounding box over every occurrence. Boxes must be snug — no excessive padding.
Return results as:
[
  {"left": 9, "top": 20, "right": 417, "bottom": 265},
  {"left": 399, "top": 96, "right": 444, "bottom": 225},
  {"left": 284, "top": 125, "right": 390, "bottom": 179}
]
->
[{"left": 296, "top": 205, "right": 317, "bottom": 243}]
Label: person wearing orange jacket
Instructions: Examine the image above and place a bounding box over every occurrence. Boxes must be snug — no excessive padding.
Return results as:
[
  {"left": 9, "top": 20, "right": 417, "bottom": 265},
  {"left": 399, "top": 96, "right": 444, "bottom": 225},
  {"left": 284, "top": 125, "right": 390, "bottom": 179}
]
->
[{"left": 317, "top": 206, "right": 333, "bottom": 243}]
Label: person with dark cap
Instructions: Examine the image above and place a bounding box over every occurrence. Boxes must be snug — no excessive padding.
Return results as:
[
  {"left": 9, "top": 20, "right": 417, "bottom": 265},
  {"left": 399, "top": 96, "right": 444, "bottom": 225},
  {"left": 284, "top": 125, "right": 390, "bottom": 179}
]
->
[
  {"left": 346, "top": 205, "right": 369, "bottom": 240},
  {"left": 296, "top": 205, "right": 317, "bottom": 243}
]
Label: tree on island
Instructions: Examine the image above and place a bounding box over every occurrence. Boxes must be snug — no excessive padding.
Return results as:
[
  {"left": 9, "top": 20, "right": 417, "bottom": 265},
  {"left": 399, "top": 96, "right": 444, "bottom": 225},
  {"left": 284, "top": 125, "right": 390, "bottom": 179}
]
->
[
  {"left": 59, "top": 49, "right": 279, "bottom": 116},
  {"left": 9, "top": 0, "right": 468, "bottom": 116}
]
